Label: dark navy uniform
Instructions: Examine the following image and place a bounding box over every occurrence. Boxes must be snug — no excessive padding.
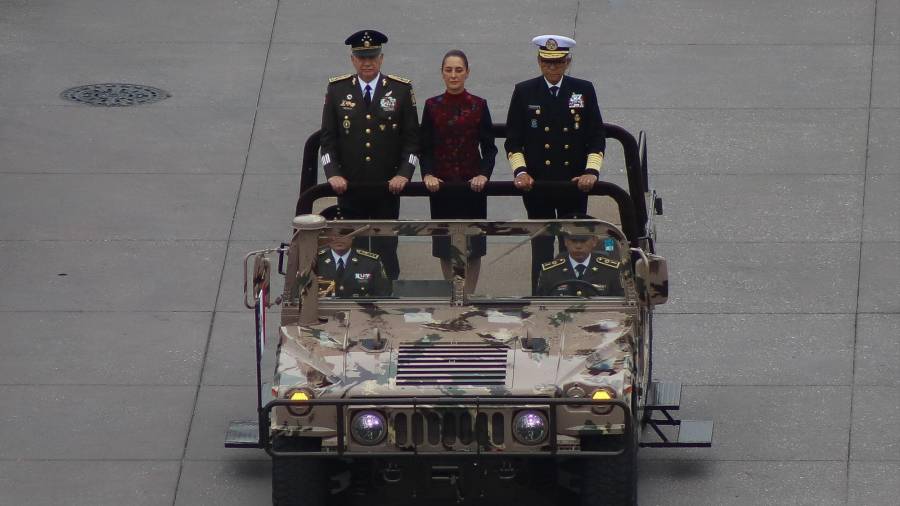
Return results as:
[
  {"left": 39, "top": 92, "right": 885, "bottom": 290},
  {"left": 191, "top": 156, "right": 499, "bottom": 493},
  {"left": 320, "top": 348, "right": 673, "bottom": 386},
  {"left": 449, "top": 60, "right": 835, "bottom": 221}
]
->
[
  {"left": 505, "top": 35, "right": 606, "bottom": 292},
  {"left": 535, "top": 254, "right": 623, "bottom": 297},
  {"left": 317, "top": 248, "right": 390, "bottom": 298},
  {"left": 319, "top": 30, "right": 419, "bottom": 280}
]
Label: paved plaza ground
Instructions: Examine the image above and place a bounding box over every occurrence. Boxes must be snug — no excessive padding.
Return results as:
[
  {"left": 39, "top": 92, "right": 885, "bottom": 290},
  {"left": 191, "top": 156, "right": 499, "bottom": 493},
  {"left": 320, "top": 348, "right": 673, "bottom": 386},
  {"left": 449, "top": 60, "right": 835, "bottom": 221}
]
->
[{"left": 1, "top": 0, "right": 898, "bottom": 504}]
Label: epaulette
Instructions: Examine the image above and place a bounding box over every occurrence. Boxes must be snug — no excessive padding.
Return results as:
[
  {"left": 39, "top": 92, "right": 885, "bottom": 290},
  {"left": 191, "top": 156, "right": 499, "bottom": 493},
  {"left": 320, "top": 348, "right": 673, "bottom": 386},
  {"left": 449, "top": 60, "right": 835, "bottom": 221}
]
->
[
  {"left": 386, "top": 74, "right": 411, "bottom": 84},
  {"left": 356, "top": 249, "right": 380, "bottom": 260},
  {"left": 595, "top": 256, "right": 621, "bottom": 269},
  {"left": 318, "top": 248, "right": 329, "bottom": 255},
  {"left": 328, "top": 73, "right": 353, "bottom": 83},
  {"left": 541, "top": 258, "right": 566, "bottom": 271}
]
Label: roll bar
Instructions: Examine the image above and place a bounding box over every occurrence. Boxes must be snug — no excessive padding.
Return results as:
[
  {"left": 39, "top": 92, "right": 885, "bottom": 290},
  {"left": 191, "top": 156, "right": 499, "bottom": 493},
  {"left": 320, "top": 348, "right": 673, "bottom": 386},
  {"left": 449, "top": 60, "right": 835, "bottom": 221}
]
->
[{"left": 297, "top": 122, "right": 649, "bottom": 241}]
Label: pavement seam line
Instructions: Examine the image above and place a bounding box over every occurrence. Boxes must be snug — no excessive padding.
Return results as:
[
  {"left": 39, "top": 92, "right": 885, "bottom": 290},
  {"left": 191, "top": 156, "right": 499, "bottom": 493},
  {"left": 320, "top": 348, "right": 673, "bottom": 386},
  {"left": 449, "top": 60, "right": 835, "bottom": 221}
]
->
[
  {"left": 845, "top": 1, "right": 879, "bottom": 503},
  {"left": 169, "top": 1, "right": 282, "bottom": 504}
]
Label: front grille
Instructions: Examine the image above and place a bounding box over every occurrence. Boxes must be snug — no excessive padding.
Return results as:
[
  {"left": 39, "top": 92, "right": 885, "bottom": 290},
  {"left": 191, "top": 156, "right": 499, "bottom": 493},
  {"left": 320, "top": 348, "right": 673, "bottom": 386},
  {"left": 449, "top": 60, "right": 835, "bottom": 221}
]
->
[
  {"left": 392, "top": 410, "right": 505, "bottom": 448},
  {"left": 396, "top": 343, "right": 509, "bottom": 386}
]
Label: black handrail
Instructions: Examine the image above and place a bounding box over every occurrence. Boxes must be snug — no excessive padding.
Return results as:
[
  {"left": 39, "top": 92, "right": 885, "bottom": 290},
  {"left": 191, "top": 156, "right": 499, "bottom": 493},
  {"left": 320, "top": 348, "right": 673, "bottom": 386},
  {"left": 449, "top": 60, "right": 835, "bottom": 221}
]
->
[
  {"left": 297, "top": 122, "right": 649, "bottom": 239},
  {"left": 295, "top": 181, "right": 641, "bottom": 246}
]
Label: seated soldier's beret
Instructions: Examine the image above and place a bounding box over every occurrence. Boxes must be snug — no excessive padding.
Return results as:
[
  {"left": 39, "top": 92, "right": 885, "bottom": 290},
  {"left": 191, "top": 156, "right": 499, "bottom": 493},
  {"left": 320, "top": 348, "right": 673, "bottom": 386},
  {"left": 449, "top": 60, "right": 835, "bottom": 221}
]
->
[
  {"left": 345, "top": 30, "right": 388, "bottom": 57},
  {"left": 532, "top": 34, "right": 576, "bottom": 60}
]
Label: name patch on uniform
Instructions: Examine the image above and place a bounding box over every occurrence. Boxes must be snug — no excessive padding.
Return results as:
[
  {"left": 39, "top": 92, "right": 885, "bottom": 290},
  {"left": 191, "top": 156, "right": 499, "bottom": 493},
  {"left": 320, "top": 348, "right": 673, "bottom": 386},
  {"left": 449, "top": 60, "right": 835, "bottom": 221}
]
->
[
  {"left": 568, "top": 93, "right": 584, "bottom": 108},
  {"left": 355, "top": 273, "right": 371, "bottom": 280},
  {"left": 380, "top": 96, "right": 397, "bottom": 112}
]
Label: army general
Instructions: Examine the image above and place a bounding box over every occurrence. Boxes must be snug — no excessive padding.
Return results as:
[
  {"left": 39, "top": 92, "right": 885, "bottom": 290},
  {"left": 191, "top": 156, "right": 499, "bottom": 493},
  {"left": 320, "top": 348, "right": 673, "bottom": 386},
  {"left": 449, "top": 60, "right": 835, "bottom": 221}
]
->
[
  {"left": 320, "top": 30, "right": 419, "bottom": 280},
  {"left": 504, "top": 35, "right": 606, "bottom": 292}
]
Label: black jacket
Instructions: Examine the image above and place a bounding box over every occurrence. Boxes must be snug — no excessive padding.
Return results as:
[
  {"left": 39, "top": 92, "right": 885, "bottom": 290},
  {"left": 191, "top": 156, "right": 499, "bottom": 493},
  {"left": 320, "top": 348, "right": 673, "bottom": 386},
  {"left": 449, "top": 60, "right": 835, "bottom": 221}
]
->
[
  {"left": 536, "top": 254, "right": 623, "bottom": 296},
  {"left": 504, "top": 75, "right": 605, "bottom": 180},
  {"left": 320, "top": 73, "right": 419, "bottom": 181},
  {"left": 317, "top": 248, "right": 390, "bottom": 298}
]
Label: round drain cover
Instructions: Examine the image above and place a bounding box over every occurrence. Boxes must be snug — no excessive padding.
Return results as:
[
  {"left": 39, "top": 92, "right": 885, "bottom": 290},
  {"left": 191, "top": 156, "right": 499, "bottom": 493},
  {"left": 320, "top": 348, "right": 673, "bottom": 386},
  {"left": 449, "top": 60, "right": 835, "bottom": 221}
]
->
[{"left": 60, "top": 83, "right": 170, "bottom": 107}]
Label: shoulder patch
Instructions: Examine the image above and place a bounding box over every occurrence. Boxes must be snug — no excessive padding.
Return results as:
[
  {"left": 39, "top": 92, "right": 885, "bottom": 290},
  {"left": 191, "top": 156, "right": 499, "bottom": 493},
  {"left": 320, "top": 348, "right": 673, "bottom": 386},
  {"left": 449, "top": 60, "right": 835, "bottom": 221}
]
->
[
  {"left": 595, "top": 256, "right": 621, "bottom": 269},
  {"left": 387, "top": 74, "right": 411, "bottom": 84},
  {"left": 541, "top": 258, "right": 566, "bottom": 271},
  {"left": 356, "top": 249, "right": 380, "bottom": 260},
  {"left": 328, "top": 73, "right": 353, "bottom": 83}
]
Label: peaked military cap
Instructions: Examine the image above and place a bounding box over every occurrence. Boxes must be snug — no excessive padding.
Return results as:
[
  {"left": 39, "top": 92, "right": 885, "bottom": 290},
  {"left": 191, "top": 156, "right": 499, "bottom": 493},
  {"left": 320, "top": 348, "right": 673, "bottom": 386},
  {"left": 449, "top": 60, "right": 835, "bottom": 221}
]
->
[
  {"left": 345, "top": 30, "right": 388, "bottom": 57},
  {"left": 532, "top": 34, "right": 575, "bottom": 60}
]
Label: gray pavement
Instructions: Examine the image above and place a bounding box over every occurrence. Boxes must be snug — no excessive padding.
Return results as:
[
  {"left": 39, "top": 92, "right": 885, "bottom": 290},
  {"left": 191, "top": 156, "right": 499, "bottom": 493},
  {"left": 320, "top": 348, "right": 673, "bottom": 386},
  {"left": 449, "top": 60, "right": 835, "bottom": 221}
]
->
[{"left": 0, "top": 0, "right": 897, "bottom": 505}]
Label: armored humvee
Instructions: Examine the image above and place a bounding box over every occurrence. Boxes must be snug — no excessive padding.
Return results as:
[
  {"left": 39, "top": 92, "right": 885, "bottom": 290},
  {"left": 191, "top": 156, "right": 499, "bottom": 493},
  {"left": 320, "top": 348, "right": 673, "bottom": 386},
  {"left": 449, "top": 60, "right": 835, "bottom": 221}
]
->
[{"left": 225, "top": 124, "right": 712, "bottom": 505}]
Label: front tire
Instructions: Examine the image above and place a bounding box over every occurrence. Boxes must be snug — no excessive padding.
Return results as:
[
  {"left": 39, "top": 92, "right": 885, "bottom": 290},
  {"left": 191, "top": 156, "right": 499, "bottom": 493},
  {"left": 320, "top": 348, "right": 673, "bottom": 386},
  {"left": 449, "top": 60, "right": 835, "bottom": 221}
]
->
[
  {"left": 271, "top": 436, "right": 327, "bottom": 506},
  {"left": 579, "top": 432, "right": 638, "bottom": 506}
]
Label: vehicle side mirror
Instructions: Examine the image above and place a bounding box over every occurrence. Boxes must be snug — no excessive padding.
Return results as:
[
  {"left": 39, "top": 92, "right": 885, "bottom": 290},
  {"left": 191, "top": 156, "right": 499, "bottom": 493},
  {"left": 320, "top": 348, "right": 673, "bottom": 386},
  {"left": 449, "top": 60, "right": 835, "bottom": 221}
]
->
[{"left": 634, "top": 253, "right": 668, "bottom": 306}]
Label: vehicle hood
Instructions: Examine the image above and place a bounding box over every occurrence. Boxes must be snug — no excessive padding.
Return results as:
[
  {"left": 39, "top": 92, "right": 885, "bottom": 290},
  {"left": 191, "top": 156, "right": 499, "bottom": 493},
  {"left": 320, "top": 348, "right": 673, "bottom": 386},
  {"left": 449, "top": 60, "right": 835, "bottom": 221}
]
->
[{"left": 276, "top": 304, "right": 635, "bottom": 398}]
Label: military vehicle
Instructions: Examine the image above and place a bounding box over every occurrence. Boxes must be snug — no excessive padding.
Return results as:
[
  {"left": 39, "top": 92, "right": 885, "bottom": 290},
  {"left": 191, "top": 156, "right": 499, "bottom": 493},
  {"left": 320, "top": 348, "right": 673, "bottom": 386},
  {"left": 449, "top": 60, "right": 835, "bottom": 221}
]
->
[{"left": 225, "top": 124, "right": 712, "bottom": 505}]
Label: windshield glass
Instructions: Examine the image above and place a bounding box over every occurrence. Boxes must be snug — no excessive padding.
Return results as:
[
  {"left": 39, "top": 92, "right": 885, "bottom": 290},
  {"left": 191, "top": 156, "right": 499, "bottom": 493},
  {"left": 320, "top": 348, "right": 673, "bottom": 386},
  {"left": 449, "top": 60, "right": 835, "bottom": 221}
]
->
[{"left": 313, "top": 220, "right": 628, "bottom": 300}]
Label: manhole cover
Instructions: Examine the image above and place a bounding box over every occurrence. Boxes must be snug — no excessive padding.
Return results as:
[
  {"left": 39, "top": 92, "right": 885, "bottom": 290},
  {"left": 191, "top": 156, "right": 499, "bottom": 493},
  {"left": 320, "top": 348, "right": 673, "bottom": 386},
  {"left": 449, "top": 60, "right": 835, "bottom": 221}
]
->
[{"left": 60, "top": 83, "right": 170, "bottom": 107}]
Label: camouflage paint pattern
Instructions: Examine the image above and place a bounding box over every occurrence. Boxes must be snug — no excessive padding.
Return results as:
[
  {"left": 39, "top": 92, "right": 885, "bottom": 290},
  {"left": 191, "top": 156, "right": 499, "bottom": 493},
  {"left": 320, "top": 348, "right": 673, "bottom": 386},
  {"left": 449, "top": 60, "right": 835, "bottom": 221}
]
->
[{"left": 265, "top": 217, "right": 661, "bottom": 453}]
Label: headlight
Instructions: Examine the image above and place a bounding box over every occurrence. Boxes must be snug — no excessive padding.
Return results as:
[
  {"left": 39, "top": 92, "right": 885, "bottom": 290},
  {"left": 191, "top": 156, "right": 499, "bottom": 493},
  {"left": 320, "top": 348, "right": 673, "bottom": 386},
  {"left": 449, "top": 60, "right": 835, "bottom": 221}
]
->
[
  {"left": 350, "top": 410, "right": 387, "bottom": 446},
  {"left": 285, "top": 388, "right": 313, "bottom": 416},
  {"left": 512, "top": 410, "right": 548, "bottom": 445},
  {"left": 591, "top": 387, "right": 617, "bottom": 414}
]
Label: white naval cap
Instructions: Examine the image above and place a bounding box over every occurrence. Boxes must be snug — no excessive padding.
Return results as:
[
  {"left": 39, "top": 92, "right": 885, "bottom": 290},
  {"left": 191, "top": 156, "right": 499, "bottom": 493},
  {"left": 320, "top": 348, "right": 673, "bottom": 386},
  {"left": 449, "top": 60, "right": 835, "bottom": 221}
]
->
[{"left": 532, "top": 35, "right": 576, "bottom": 59}]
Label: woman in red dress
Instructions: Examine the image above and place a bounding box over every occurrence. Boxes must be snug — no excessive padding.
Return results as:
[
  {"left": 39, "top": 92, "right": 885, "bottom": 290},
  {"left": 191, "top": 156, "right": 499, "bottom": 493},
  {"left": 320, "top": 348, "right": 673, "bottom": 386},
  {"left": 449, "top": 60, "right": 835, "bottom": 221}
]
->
[{"left": 420, "top": 49, "right": 498, "bottom": 292}]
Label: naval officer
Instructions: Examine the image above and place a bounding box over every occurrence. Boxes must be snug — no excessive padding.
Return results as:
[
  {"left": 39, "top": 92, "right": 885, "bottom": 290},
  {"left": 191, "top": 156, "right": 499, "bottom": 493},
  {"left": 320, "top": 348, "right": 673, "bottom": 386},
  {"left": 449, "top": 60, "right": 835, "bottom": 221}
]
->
[
  {"left": 504, "top": 35, "right": 606, "bottom": 292},
  {"left": 319, "top": 29, "right": 419, "bottom": 280}
]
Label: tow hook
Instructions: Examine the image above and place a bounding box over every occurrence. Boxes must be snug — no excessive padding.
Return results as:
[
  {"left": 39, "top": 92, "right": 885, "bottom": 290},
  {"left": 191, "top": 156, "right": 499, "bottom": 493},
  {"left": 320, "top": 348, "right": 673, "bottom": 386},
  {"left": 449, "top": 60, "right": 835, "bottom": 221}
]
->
[
  {"left": 498, "top": 460, "right": 516, "bottom": 480},
  {"left": 431, "top": 465, "right": 465, "bottom": 502},
  {"left": 382, "top": 463, "right": 402, "bottom": 483}
]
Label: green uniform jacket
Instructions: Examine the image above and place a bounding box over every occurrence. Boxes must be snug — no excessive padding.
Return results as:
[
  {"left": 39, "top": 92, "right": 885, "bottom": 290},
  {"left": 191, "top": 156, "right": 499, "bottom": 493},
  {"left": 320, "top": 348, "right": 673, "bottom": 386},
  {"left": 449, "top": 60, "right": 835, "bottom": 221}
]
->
[
  {"left": 320, "top": 73, "right": 419, "bottom": 181},
  {"left": 317, "top": 248, "right": 390, "bottom": 298},
  {"left": 536, "top": 254, "right": 624, "bottom": 296}
]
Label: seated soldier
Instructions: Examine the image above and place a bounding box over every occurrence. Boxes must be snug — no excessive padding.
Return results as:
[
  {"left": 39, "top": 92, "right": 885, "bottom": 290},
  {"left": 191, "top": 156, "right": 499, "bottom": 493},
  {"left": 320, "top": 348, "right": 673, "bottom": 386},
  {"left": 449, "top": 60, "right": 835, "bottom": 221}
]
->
[
  {"left": 536, "top": 229, "right": 624, "bottom": 297},
  {"left": 317, "top": 206, "right": 391, "bottom": 298}
]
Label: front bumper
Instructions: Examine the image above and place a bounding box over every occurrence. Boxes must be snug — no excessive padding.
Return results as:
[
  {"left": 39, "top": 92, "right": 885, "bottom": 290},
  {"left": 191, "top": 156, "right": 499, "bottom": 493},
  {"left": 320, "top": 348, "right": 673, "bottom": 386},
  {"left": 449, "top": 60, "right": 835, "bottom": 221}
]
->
[{"left": 264, "top": 396, "right": 631, "bottom": 458}]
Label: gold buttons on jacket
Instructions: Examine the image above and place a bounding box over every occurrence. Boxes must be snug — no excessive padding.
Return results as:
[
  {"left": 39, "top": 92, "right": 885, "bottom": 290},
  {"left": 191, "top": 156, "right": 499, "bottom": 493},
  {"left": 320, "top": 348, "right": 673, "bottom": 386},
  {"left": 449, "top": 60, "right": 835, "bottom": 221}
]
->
[
  {"left": 563, "top": 127, "right": 569, "bottom": 132},
  {"left": 544, "top": 144, "right": 550, "bottom": 149},
  {"left": 365, "top": 128, "right": 371, "bottom": 134},
  {"left": 564, "top": 144, "right": 569, "bottom": 149},
  {"left": 545, "top": 160, "right": 551, "bottom": 166},
  {"left": 365, "top": 156, "right": 371, "bottom": 162},
  {"left": 365, "top": 142, "right": 371, "bottom": 148},
  {"left": 544, "top": 126, "right": 550, "bottom": 132},
  {"left": 564, "top": 161, "right": 570, "bottom": 166}
]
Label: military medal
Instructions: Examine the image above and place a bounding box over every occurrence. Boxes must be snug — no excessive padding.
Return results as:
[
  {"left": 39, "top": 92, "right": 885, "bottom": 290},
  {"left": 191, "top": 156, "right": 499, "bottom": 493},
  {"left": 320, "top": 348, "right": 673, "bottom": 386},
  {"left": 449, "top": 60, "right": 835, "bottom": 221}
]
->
[
  {"left": 531, "top": 119, "right": 538, "bottom": 128},
  {"left": 379, "top": 124, "right": 386, "bottom": 131},
  {"left": 380, "top": 95, "right": 397, "bottom": 112},
  {"left": 568, "top": 93, "right": 584, "bottom": 108}
]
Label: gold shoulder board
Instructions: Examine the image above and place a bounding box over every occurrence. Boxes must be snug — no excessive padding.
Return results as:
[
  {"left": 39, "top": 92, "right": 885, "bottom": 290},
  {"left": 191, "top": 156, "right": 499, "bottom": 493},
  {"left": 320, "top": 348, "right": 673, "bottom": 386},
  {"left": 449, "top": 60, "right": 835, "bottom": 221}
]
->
[
  {"left": 595, "top": 256, "right": 621, "bottom": 269},
  {"left": 356, "top": 249, "right": 380, "bottom": 260},
  {"left": 541, "top": 258, "right": 566, "bottom": 271},
  {"left": 387, "top": 74, "right": 411, "bottom": 84},
  {"left": 329, "top": 73, "right": 353, "bottom": 83}
]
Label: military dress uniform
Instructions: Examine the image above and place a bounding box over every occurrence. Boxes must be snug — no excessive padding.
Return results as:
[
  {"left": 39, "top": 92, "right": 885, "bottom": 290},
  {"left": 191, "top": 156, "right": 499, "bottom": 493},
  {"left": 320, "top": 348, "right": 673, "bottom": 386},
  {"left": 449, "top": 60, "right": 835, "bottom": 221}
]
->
[
  {"left": 505, "top": 35, "right": 606, "bottom": 292},
  {"left": 319, "top": 30, "right": 420, "bottom": 280},
  {"left": 317, "top": 248, "right": 390, "bottom": 298},
  {"left": 536, "top": 254, "right": 623, "bottom": 297}
]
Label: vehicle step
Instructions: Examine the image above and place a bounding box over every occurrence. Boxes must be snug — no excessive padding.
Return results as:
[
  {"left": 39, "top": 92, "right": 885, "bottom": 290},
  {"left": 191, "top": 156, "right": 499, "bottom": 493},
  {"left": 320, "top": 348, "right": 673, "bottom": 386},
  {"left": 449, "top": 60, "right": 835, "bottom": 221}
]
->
[
  {"left": 225, "top": 420, "right": 261, "bottom": 448},
  {"left": 640, "top": 419, "right": 714, "bottom": 448},
  {"left": 646, "top": 381, "right": 681, "bottom": 410}
]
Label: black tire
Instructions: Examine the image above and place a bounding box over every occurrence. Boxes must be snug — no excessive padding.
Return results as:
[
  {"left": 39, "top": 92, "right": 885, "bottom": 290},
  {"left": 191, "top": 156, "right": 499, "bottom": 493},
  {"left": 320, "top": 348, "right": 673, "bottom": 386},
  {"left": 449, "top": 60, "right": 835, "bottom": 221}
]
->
[
  {"left": 271, "top": 437, "right": 327, "bottom": 506},
  {"left": 579, "top": 432, "right": 638, "bottom": 506}
]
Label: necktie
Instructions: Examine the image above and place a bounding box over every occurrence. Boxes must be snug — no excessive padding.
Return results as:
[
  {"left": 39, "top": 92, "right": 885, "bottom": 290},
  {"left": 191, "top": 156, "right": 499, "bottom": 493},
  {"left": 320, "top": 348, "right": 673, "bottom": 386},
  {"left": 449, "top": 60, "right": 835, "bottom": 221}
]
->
[
  {"left": 364, "top": 84, "right": 372, "bottom": 106},
  {"left": 575, "top": 264, "right": 586, "bottom": 279},
  {"left": 550, "top": 85, "right": 559, "bottom": 97},
  {"left": 336, "top": 258, "right": 346, "bottom": 278}
]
